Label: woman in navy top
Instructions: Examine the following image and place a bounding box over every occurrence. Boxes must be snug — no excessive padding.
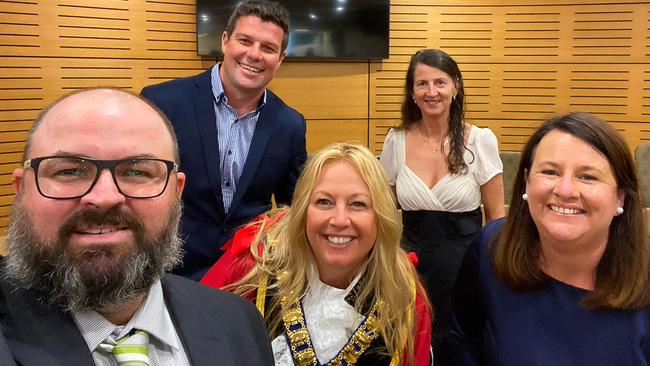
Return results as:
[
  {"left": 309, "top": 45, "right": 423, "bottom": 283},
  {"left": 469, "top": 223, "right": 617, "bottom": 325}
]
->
[{"left": 447, "top": 112, "right": 650, "bottom": 365}]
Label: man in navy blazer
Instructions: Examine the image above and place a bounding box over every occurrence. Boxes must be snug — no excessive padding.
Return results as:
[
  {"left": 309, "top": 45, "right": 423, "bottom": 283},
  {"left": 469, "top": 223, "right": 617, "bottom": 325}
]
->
[
  {"left": 0, "top": 88, "right": 273, "bottom": 365},
  {"left": 141, "top": 0, "right": 307, "bottom": 280}
]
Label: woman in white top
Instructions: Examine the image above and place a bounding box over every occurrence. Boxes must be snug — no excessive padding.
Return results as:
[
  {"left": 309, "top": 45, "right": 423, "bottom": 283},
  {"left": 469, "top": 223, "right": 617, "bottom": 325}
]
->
[{"left": 379, "top": 49, "right": 505, "bottom": 362}]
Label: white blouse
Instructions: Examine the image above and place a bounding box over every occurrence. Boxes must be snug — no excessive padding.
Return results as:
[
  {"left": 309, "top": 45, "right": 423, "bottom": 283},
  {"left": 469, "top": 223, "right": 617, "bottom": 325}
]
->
[
  {"left": 271, "top": 265, "right": 366, "bottom": 365},
  {"left": 379, "top": 125, "right": 502, "bottom": 212}
]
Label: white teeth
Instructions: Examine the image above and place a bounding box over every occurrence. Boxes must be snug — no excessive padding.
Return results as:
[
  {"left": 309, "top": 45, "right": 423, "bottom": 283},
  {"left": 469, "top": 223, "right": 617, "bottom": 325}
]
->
[
  {"left": 550, "top": 206, "right": 582, "bottom": 215},
  {"left": 240, "top": 64, "right": 261, "bottom": 73},
  {"left": 82, "top": 227, "right": 119, "bottom": 234},
  {"left": 327, "top": 236, "right": 352, "bottom": 245}
]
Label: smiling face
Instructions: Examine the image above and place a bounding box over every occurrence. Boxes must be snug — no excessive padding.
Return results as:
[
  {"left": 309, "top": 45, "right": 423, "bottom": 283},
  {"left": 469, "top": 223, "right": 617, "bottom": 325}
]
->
[
  {"left": 525, "top": 130, "right": 624, "bottom": 250},
  {"left": 12, "top": 89, "right": 185, "bottom": 276},
  {"left": 412, "top": 63, "right": 457, "bottom": 120},
  {"left": 306, "top": 160, "right": 377, "bottom": 288},
  {"left": 220, "top": 15, "right": 286, "bottom": 100}
]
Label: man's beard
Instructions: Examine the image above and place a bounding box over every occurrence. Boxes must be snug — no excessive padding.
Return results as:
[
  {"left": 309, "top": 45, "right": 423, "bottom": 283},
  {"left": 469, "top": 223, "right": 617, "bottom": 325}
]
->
[{"left": 3, "top": 199, "right": 183, "bottom": 312}]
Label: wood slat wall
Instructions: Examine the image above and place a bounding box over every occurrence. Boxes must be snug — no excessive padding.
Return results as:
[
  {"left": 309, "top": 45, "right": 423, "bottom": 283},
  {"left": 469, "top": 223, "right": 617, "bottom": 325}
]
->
[
  {"left": 370, "top": 0, "right": 650, "bottom": 153},
  {"left": 1, "top": 0, "right": 650, "bottom": 236}
]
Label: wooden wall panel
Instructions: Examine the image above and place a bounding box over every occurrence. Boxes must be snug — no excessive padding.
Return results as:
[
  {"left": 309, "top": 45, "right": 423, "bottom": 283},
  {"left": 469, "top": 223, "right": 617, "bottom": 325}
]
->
[
  {"left": 0, "top": 0, "right": 369, "bottom": 236},
  {"left": 269, "top": 62, "right": 369, "bottom": 120},
  {"left": 370, "top": 0, "right": 650, "bottom": 155},
  {"left": 2, "top": 0, "right": 650, "bottom": 238},
  {"left": 306, "top": 119, "right": 368, "bottom": 152}
]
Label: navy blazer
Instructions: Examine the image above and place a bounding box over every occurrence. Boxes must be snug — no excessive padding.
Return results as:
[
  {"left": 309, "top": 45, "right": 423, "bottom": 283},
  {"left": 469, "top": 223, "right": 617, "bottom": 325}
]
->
[
  {"left": 141, "top": 67, "right": 307, "bottom": 280},
  {"left": 0, "top": 273, "right": 274, "bottom": 366}
]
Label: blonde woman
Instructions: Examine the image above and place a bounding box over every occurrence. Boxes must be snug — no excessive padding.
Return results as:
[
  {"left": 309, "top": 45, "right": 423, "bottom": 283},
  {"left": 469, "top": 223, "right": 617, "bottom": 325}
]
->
[{"left": 202, "top": 142, "right": 432, "bottom": 366}]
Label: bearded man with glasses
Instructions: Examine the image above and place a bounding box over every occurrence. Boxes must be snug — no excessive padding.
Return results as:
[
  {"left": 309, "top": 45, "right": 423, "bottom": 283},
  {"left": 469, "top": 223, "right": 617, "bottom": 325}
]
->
[{"left": 0, "top": 88, "right": 273, "bottom": 365}]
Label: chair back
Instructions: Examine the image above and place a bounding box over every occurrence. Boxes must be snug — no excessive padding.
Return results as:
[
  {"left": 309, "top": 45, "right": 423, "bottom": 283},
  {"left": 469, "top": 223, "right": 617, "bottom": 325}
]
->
[
  {"left": 636, "top": 142, "right": 650, "bottom": 208},
  {"left": 500, "top": 151, "right": 521, "bottom": 205}
]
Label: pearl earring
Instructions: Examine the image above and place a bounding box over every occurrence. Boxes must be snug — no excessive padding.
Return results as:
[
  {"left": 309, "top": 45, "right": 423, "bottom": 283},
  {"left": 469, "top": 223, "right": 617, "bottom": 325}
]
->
[
  {"left": 616, "top": 207, "right": 624, "bottom": 215},
  {"left": 522, "top": 193, "right": 528, "bottom": 201}
]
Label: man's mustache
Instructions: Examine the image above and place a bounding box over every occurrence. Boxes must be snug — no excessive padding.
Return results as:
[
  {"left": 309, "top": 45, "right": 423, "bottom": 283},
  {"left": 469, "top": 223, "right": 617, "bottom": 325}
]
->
[{"left": 57, "top": 206, "right": 144, "bottom": 242}]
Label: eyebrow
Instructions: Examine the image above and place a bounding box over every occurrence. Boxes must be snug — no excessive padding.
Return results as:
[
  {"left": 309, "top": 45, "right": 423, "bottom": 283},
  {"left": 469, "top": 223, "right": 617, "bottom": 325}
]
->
[
  {"left": 535, "top": 161, "right": 606, "bottom": 174},
  {"left": 415, "top": 76, "right": 450, "bottom": 83},
  {"left": 46, "top": 151, "right": 159, "bottom": 160},
  {"left": 234, "top": 33, "right": 281, "bottom": 50},
  {"left": 311, "top": 190, "right": 371, "bottom": 198}
]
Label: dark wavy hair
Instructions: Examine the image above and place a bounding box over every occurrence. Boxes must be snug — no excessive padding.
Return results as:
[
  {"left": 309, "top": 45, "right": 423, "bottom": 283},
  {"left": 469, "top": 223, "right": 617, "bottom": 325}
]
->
[
  {"left": 225, "top": 0, "right": 290, "bottom": 52},
  {"left": 400, "top": 49, "right": 469, "bottom": 174},
  {"left": 491, "top": 112, "right": 650, "bottom": 309}
]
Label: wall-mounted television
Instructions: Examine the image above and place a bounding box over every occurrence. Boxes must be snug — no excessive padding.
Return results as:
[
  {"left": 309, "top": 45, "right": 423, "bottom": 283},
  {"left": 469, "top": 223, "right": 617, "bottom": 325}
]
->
[{"left": 196, "top": 0, "right": 390, "bottom": 59}]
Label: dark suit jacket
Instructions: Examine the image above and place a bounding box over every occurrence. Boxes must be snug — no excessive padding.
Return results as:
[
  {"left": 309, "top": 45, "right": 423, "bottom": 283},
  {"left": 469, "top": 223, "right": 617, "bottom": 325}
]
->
[
  {"left": 141, "top": 67, "right": 307, "bottom": 280},
  {"left": 0, "top": 331, "right": 16, "bottom": 366},
  {"left": 0, "top": 273, "right": 274, "bottom": 365}
]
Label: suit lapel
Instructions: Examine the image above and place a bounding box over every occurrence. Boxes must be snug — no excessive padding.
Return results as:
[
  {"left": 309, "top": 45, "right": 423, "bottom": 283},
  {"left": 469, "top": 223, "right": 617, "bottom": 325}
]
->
[
  {"left": 227, "top": 98, "right": 276, "bottom": 217},
  {"left": 1, "top": 284, "right": 95, "bottom": 365},
  {"left": 193, "top": 68, "right": 226, "bottom": 217},
  {"left": 162, "top": 276, "right": 236, "bottom": 365}
]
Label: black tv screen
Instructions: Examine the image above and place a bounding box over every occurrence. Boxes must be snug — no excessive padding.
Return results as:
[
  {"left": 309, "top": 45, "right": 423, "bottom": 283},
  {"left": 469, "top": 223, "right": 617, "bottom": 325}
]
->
[{"left": 196, "top": 0, "right": 390, "bottom": 59}]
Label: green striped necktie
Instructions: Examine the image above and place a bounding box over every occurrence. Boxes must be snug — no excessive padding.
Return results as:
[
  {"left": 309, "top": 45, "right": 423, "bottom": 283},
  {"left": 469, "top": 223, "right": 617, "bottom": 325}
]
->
[{"left": 98, "top": 329, "right": 150, "bottom": 366}]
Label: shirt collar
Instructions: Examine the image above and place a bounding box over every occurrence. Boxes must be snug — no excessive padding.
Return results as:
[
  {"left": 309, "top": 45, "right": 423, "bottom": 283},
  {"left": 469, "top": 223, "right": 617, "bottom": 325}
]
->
[
  {"left": 72, "top": 279, "right": 182, "bottom": 353},
  {"left": 210, "top": 64, "right": 267, "bottom": 110}
]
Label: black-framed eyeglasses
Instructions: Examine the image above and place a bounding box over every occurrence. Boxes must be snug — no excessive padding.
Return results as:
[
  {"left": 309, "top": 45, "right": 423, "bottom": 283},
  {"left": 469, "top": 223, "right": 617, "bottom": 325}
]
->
[{"left": 23, "top": 156, "right": 179, "bottom": 199}]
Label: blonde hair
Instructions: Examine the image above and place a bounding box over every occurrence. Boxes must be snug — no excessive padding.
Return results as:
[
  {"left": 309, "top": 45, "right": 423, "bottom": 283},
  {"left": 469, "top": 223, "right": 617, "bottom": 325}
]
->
[{"left": 230, "top": 142, "right": 426, "bottom": 364}]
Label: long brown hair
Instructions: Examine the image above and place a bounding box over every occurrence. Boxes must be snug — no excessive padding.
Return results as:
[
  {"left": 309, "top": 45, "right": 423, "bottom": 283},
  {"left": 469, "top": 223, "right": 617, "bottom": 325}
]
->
[
  {"left": 491, "top": 112, "right": 650, "bottom": 309},
  {"left": 400, "top": 48, "right": 470, "bottom": 174}
]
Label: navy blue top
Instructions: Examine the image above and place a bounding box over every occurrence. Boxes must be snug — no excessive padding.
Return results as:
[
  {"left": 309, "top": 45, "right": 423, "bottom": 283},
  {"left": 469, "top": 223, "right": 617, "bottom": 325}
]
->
[{"left": 447, "top": 218, "right": 650, "bottom": 366}]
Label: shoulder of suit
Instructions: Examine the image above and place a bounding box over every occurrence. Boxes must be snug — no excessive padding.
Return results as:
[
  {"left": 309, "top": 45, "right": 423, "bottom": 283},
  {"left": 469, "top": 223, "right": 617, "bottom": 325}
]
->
[
  {"left": 143, "top": 68, "right": 211, "bottom": 92},
  {"left": 161, "top": 273, "right": 253, "bottom": 305}
]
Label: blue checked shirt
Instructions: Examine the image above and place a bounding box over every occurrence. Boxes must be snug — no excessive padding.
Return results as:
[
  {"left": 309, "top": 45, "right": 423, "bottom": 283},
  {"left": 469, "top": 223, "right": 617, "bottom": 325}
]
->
[{"left": 211, "top": 65, "right": 266, "bottom": 213}]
